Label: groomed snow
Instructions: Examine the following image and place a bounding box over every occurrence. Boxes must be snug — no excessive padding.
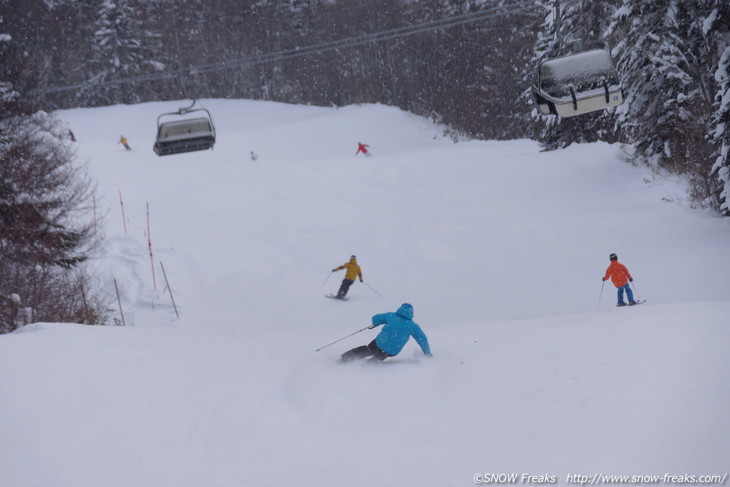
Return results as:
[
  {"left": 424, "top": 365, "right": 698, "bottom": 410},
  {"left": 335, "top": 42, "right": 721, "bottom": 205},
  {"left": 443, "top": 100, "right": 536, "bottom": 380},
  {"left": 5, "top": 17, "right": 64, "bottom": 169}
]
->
[{"left": 1, "top": 100, "right": 729, "bottom": 486}]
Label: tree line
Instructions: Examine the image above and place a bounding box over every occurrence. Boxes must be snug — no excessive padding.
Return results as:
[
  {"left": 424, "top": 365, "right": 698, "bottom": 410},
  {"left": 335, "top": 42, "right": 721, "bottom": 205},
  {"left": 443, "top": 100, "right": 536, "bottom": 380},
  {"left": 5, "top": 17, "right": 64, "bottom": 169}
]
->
[{"left": 1, "top": 0, "right": 729, "bottom": 331}]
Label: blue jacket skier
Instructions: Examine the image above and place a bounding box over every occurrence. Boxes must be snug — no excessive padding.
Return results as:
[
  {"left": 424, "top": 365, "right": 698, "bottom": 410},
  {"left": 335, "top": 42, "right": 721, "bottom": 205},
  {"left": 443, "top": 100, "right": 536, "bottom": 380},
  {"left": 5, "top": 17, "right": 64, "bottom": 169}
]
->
[{"left": 339, "top": 303, "right": 432, "bottom": 362}]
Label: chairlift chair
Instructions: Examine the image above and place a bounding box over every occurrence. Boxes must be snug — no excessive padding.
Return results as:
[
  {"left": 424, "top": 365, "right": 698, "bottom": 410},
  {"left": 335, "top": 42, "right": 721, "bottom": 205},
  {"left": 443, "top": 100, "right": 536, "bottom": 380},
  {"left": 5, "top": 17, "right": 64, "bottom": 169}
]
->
[
  {"left": 532, "top": 46, "right": 623, "bottom": 118},
  {"left": 153, "top": 101, "right": 216, "bottom": 156}
]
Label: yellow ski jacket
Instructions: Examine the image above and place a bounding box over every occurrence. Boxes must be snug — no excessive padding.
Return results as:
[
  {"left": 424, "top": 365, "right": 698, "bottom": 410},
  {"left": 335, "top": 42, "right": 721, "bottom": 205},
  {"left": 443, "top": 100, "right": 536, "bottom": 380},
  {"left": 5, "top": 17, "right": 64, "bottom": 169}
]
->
[{"left": 333, "top": 258, "right": 362, "bottom": 281}]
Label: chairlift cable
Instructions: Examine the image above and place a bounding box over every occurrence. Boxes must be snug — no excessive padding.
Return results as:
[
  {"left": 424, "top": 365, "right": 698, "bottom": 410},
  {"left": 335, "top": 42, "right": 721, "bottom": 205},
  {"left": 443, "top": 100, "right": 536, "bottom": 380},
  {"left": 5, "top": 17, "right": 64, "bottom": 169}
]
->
[
  {"left": 190, "top": 2, "right": 535, "bottom": 77},
  {"left": 32, "top": 0, "right": 538, "bottom": 96}
]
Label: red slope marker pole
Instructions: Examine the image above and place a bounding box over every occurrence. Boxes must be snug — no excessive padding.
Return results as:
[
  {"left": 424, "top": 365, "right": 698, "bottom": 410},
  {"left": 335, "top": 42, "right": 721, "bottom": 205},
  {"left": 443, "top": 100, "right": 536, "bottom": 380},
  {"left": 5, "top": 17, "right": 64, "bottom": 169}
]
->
[
  {"left": 147, "top": 202, "right": 157, "bottom": 290},
  {"left": 119, "top": 190, "right": 127, "bottom": 234}
]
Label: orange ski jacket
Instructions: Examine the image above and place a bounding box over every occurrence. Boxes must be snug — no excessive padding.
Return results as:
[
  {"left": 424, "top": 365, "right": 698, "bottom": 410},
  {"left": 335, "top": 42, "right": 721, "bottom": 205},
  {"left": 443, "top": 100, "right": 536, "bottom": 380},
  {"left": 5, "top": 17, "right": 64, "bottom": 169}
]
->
[
  {"left": 333, "top": 258, "right": 362, "bottom": 281},
  {"left": 603, "top": 261, "right": 632, "bottom": 288}
]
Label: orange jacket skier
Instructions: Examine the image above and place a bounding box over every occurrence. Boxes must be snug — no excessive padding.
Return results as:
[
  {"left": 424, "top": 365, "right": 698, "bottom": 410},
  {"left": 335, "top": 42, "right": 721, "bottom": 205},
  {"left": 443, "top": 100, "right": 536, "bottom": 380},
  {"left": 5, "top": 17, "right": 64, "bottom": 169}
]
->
[{"left": 602, "top": 253, "right": 636, "bottom": 306}]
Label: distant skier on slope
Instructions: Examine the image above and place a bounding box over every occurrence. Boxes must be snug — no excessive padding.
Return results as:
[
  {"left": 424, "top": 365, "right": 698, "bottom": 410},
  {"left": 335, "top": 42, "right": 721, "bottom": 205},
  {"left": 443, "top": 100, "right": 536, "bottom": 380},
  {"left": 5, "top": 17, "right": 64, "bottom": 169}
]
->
[
  {"left": 339, "top": 303, "right": 432, "bottom": 363},
  {"left": 356, "top": 142, "right": 371, "bottom": 157},
  {"left": 330, "top": 255, "right": 363, "bottom": 299},
  {"left": 117, "top": 135, "right": 131, "bottom": 151},
  {"left": 602, "top": 253, "right": 637, "bottom": 306}
]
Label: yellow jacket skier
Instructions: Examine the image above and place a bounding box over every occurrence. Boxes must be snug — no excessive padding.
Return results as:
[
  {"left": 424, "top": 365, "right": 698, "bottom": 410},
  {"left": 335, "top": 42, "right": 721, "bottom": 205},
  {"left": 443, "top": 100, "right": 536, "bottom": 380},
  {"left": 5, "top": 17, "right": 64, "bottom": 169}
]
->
[
  {"left": 331, "top": 255, "right": 363, "bottom": 299},
  {"left": 117, "top": 135, "right": 131, "bottom": 150}
]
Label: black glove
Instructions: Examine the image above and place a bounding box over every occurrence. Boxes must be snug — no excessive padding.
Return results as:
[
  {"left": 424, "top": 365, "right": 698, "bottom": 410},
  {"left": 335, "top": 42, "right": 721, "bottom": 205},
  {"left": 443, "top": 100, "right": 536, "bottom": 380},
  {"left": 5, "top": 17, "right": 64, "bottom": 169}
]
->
[{"left": 629, "top": 277, "right": 634, "bottom": 282}]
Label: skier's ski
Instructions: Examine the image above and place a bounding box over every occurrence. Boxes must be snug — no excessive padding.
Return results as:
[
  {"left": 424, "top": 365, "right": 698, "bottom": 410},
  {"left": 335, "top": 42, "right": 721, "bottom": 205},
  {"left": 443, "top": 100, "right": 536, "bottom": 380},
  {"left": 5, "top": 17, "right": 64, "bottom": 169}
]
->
[
  {"left": 365, "top": 358, "right": 421, "bottom": 366},
  {"left": 337, "top": 357, "right": 420, "bottom": 366},
  {"left": 617, "top": 299, "right": 646, "bottom": 307},
  {"left": 326, "top": 294, "right": 348, "bottom": 301}
]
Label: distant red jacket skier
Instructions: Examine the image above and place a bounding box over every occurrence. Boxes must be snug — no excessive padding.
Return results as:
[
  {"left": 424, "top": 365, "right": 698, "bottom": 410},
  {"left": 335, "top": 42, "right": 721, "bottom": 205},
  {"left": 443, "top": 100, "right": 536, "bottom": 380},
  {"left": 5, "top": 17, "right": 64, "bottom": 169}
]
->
[{"left": 356, "top": 142, "right": 370, "bottom": 156}]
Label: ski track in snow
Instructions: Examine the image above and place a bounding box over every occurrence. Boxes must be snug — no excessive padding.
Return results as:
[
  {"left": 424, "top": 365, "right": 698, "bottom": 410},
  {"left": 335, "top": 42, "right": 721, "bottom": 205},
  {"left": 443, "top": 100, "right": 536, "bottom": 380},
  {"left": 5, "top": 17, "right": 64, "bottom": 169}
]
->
[{"left": 1, "top": 100, "right": 729, "bottom": 487}]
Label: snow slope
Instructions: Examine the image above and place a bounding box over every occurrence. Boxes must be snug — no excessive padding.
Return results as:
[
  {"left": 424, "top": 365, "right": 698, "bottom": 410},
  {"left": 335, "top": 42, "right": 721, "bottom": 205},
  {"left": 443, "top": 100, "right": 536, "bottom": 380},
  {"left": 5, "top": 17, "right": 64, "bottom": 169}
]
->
[{"left": 1, "top": 100, "right": 729, "bottom": 487}]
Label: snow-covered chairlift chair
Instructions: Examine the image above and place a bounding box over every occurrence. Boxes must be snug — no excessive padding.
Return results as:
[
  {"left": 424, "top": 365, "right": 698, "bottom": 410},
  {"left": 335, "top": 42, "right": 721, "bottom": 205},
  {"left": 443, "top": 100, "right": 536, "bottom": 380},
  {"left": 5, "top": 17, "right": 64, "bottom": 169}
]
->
[
  {"left": 153, "top": 101, "right": 216, "bottom": 156},
  {"left": 532, "top": 47, "right": 623, "bottom": 118}
]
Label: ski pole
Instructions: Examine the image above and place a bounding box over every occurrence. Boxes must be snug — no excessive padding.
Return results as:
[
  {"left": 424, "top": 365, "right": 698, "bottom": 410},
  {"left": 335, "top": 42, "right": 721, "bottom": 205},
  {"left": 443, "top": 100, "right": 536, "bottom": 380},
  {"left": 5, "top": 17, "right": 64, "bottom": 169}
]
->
[
  {"left": 630, "top": 280, "right": 641, "bottom": 300},
  {"left": 322, "top": 271, "right": 333, "bottom": 285},
  {"left": 597, "top": 280, "right": 605, "bottom": 309},
  {"left": 315, "top": 325, "right": 372, "bottom": 352},
  {"left": 362, "top": 281, "right": 383, "bottom": 297}
]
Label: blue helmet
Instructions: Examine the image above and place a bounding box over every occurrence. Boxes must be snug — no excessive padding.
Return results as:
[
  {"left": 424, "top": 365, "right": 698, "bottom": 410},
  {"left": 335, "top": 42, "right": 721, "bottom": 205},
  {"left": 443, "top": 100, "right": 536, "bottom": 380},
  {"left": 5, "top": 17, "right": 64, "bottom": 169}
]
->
[{"left": 397, "top": 303, "right": 414, "bottom": 319}]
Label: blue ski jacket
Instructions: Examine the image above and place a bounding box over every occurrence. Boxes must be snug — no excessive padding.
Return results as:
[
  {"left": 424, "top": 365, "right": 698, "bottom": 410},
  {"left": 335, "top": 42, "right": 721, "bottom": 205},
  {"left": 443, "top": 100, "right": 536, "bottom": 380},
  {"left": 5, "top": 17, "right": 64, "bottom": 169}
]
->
[{"left": 372, "top": 304, "right": 431, "bottom": 357}]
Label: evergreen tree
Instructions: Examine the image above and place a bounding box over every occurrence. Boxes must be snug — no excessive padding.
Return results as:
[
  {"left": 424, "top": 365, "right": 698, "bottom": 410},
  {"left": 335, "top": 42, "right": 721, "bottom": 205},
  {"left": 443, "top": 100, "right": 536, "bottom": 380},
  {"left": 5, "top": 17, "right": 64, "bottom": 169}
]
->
[
  {"left": 80, "top": 0, "right": 157, "bottom": 105},
  {"left": 0, "top": 110, "right": 102, "bottom": 332},
  {"left": 526, "top": 1, "right": 557, "bottom": 141},
  {"left": 0, "top": 0, "right": 46, "bottom": 115},
  {"left": 610, "top": 1, "right": 714, "bottom": 175},
  {"left": 707, "top": 2, "right": 730, "bottom": 215},
  {"left": 0, "top": 30, "right": 18, "bottom": 117},
  {"left": 1, "top": 16, "right": 104, "bottom": 332},
  {"left": 41, "top": 0, "right": 99, "bottom": 109}
]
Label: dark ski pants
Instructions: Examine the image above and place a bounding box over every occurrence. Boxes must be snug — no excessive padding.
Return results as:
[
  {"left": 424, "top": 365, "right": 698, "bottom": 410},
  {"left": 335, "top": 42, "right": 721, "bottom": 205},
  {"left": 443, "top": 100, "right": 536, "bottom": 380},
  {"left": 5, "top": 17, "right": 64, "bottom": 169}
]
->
[
  {"left": 337, "top": 279, "right": 354, "bottom": 298},
  {"left": 340, "top": 340, "right": 392, "bottom": 363}
]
